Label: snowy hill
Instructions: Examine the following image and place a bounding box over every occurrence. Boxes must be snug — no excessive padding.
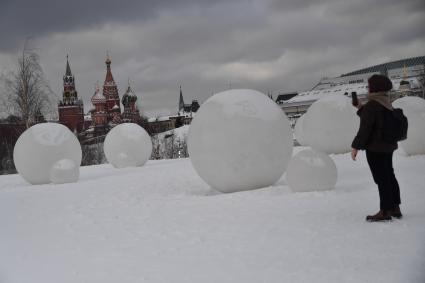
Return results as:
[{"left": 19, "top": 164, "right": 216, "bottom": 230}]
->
[{"left": 0, "top": 149, "right": 424, "bottom": 283}]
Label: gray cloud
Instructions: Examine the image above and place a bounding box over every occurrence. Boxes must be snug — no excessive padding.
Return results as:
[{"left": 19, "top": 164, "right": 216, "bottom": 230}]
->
[
  {"left": 0, "top": 0, "right": 232, "bottom": 51},
  {"left": 0, "top": 0, "right": 424, "bottom": 117}
]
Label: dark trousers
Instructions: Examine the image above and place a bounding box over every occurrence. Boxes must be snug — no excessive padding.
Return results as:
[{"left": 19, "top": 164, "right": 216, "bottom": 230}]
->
[{"left": 366, "top": 150, "right": 401, "bottom": 210}]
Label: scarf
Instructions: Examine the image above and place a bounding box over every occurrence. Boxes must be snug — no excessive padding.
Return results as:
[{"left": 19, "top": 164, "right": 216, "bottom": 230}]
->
[{"left": 367, "top": 91, "right": 393, "bottom": 110}]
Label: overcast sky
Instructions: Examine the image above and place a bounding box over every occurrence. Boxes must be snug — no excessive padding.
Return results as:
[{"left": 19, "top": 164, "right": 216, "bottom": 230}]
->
[{"left": 0, "top": 0, "right": 424, "bottom": 117}]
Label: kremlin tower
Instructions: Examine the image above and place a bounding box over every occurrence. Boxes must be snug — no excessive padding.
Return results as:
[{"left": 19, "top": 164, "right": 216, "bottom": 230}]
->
[{"left": 58, "top": 55, "right": 84, "bottom": 133}]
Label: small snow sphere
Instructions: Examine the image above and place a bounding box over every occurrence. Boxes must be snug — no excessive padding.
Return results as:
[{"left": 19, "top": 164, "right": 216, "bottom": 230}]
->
[
  {"left": 294, "top": 114, "right": 308, "bottom": 146},
  {"left": 392, "top": 96, "right": 425, "bottom": 117},
  {"left": 303, "top": 95, "right": 359, "bottom": 154},
  {"left": 49, "top": 159, "right": 79, "bottom": 184},
  {"left": 286, "top": 148, "right": 337, "bottom": 192},
  {"left": 400, "top": 112, "right": 425, "bottom": 156},
  {"left": 104, "top": 123, "right": 152, "bottom": 168},
  {"left": 13, "top": 123, "right": 82, "bottom": 185},
  {"left": 188, "top": 89, "right": 293, "bottom": 193}
]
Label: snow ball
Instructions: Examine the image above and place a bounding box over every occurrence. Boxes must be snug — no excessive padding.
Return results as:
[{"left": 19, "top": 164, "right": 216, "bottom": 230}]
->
[
  {"left": 294, "top": 114, "right": 308, "bottom": 146},
  {"left": 286, "top": 148, "right": 337, "bottom": 192},
  {"left": 392, "top": 97, "right": 425, "bottom": 156},
  {"left": 104, "top": 123, "right": 152, "bottom": 168},
  {"left": 13, "top": 123, "right": 82, "bottom": 185},
  {"left": 49, "top": 159, "right": 79, "bottom": 184},
  {"left": 188, "top": 89, "right": 293, "bottom": 193},
  {"left": 392, "top": 96, "right": 425, "bottom": 117},
  {"left": 302, "top": 94, "right": 359, "bottom": 154},
  {"left": 399, "top": 112, "right": 425, "bottom": 156}
]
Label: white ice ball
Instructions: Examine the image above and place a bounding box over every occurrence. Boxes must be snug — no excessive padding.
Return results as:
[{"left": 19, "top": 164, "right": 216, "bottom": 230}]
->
[
  {"left": 104, "top": 123, "right": 152, "bottom": 168},
  {"left": 294, "top": 114, "right": 308, "bottom": 146},
  {"left": 392, "top": 96, "right": 425, "bottom": 117},
  {"left": 13, "top": 123, "right": 82, "bottom": 185},
  {"left": 303, "top": 94, "right": 359, "bottom": 154},
  {"left": 286, "top": 148, "right": 337, "bottom": 192},
  {"left": 49, "top": 159, "right": 79, "bottom": 184},
  {"left": 400, "top": 112, "right": 425, "bottom": 156},
  {"left": 188, "top": 89, "right": 293, "bottom": 193}
]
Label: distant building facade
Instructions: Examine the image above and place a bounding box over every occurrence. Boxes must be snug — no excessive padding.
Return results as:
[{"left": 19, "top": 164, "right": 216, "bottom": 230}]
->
[
  {"left": 147, "top": 86, "right": 200, "bottom": 134},
  {"left": 90, "top": 84, "right": 108, "bottom": 134},
  {"left": 178, "top": 86, "right": 200, "bottom": 115}
]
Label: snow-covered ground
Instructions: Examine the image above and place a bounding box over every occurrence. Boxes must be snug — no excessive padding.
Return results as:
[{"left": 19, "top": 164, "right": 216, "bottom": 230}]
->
[{"left": 1, "top": 148, "right": 424, "bottom": 283}]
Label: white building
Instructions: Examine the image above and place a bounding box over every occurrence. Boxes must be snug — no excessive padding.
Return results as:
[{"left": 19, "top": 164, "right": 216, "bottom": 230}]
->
[{"left": 280, "top": 56, "right": 425, "bottom": 117}]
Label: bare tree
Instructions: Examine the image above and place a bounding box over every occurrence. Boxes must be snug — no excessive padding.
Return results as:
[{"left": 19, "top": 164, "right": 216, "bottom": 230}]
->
[
  {"left": 150, "top": 134, "right": 161, "bottom": 160},
  {"left": 2, "top": 41, "right": 54, "bottom": 128},
  {"left": 164, "top": 132, "right": 175, "bottom": 159},
  {"left": 81, "top": 140, "right": 107, "bottom": 166}
]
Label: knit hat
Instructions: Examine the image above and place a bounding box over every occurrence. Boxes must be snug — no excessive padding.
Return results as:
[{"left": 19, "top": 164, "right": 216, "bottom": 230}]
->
[{"left": 368, "top": 74, "right": 393, "bottom": 93}]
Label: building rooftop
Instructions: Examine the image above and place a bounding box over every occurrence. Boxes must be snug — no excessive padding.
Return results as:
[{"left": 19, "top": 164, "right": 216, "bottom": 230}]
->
[{"left": 341, "top": 56, "right": 425, "bottom": 77}]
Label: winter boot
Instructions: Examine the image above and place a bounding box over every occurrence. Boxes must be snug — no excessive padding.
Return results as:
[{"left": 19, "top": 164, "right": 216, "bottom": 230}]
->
[
  {"left": 391, "top": 206, "right": 403, "bottom": 219},
  {"left": 366, "top": 210, "right": 392, "bottom": 222}
]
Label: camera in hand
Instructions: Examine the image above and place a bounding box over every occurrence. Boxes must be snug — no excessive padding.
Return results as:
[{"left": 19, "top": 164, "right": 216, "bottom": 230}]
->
[{"left": 351, "top": 92, "right": 358, "bottom": 106}]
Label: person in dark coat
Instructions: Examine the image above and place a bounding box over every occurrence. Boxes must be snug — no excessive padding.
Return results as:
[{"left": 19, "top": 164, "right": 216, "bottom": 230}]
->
[{"left": 351, "top": 74, "right": 402, "bottom": 222}]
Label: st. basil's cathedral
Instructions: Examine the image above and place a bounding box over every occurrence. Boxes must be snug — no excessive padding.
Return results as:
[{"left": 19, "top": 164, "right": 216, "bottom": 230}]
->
[{"left": 58, "top": 54, "right": 141, "bottom": 138}]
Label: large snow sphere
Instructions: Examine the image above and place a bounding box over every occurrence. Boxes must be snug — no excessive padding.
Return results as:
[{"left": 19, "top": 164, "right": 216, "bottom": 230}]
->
[
  {"left": 294, "top": 115, "right": 308, "bottom": 146},
  {"left": 49, "top": 159, "right": 79, "bottom": 184},
  {"left": 13, "top": 123, "right": 82, "bottom": 185},
  {"left": 286, "top": 148, "right": 337, "bottom": 192},
  {"left": 399, "top": 112, "right": 425, "bottom": 156},
  {"left": 392, "top": 96, "right": 425, "bottom": 117},
  {"left": 188, "top": 89, "right": 293, "bottom": 193},
  {"left": 303, "top": 95, "right": 359, "bottom": 154},
  {"left": 104, "top": 123, "right": 152, "bottom": 168}
]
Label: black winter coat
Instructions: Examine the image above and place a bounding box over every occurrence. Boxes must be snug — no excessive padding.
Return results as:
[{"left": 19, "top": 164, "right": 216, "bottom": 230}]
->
[{"left": 351, "top": 100, "right": 398, "bottom": 153}]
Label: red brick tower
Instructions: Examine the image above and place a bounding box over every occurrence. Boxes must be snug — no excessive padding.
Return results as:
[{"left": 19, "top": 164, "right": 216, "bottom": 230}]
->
[
  {"left": 121, "top": 80, "right": 140, "bottom": 123},
  {"left": 58, "top": 55, "right": 84, "bottom": 133},
  {"left": 103, "top": 53, "right": 121, "bottom": 121},
  {"left": 91, "top": 83, "right": 108, "bottom": 131}
]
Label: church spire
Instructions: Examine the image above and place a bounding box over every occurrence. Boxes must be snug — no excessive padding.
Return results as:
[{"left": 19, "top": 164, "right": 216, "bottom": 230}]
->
[
  {"left": 104, "top": 51, "right": 114, "bottom": 83},
  {"left": 60, "top": 54, "right": 81, "bottom": 109},
  {"left": 65, "top": 54, "right": 72, "bottom": 76},
  {"left": 179, "top": 85, "right": 185, "bottom": 113},
  {"left": 106, "top": 50, "right": 111, "bottom": 64},
  {"left": 63, "top": 54, "right": 76, "bottom": 101}
]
